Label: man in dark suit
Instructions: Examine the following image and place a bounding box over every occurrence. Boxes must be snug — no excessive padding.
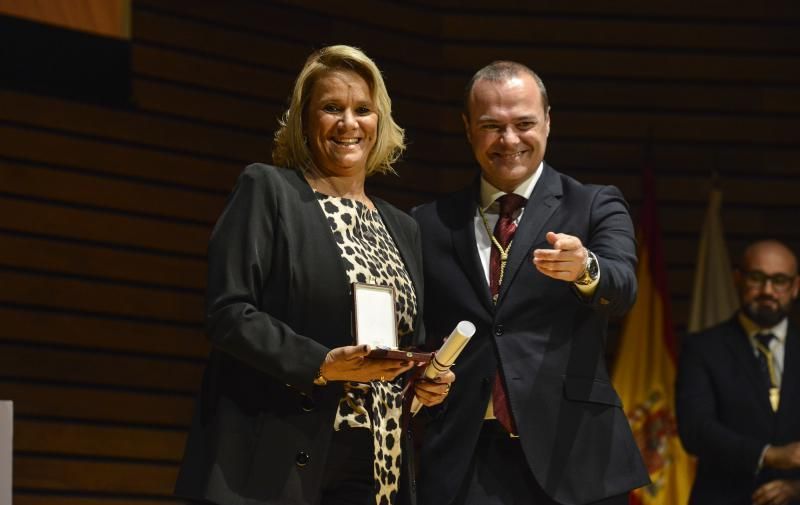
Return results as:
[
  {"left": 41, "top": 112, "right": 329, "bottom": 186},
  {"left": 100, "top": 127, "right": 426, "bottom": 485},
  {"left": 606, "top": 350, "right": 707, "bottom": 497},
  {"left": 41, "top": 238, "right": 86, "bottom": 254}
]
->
[
  {"left": 411, "top": 61, "right": 649, "bottom": 505},
  {"left": 677, "top": 239, "right": 800, "bottom": 505}
]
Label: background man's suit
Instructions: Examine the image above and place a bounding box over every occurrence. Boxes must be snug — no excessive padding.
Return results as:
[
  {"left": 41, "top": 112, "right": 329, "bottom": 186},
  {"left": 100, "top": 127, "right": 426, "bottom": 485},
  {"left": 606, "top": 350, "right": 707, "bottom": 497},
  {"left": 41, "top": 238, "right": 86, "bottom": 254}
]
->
[
  {"left": 412, "top": 163, "right": 649, "bottom": 505},
  {"left": 677, "top": 317, "right": 800, "bottom": 504}
]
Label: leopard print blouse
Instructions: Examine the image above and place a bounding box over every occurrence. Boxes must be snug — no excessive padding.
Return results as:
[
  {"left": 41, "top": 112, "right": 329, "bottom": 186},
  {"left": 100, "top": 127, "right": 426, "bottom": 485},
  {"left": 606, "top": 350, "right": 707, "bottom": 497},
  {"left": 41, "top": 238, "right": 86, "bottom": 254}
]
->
[{"left": 315, "top": 192, "right": 417, "bottom": 505}]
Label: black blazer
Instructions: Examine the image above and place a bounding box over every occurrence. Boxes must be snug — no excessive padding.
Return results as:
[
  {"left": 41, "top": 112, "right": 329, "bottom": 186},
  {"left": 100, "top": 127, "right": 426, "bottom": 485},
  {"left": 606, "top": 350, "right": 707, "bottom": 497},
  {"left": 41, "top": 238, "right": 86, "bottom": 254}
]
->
[
  {"left": 175, "top": 164, "right": 425, "bottom": 505},
  {"left": 411, "top": 164, "right": 649, "bottom": 505},
  {"left": 676, "top": 316, "right": 800, "bottom": 505}
]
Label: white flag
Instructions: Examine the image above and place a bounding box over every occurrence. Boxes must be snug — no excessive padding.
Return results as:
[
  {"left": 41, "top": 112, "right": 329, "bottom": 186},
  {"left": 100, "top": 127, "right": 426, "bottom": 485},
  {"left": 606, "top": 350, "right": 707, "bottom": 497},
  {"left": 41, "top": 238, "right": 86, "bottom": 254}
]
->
[{"left": 688, "top": 189, "right": 738, "bottom": 332}]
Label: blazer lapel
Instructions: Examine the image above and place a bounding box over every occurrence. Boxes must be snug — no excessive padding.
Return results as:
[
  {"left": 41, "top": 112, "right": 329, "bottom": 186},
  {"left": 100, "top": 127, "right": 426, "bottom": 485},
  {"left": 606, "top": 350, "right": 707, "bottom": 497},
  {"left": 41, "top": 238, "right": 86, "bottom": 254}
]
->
[
  {"left": 375, "top": 199, "right": 422, "bottom": 299},
  {"left": 449, "top": 184, "right": 494, "bottom": 313},
  {"left": 374, "top": 199, "right": 425, "bottom": 346},
  {"left": 497, "top": 164, "right": 563, "bottom": 305},
  {"left": 723, "top": 318, "right": 774, "bottom": 414},
  {"left": 288, "top": 168, "right": 352, "bottom": 291}
]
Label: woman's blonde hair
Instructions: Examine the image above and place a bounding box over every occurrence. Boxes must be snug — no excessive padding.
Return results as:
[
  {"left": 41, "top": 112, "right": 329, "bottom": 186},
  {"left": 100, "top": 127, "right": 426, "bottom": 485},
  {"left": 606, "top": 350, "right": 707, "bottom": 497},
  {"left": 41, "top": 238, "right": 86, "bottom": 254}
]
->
[{"left": 272, "top": 45, "right": 405, "bottom": 176}]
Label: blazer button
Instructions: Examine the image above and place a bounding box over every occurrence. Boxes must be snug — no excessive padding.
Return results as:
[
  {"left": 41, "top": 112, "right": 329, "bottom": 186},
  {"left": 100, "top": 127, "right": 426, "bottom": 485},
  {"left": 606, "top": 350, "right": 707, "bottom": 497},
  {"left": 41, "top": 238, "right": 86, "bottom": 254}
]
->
[
  {"left": 494, "top": 325, "right": 504, "bottom": 336},
  {"left": 301, "top": 396, "right": 315, "bottom": 412},
  {"left": 296, "top": 451, "right": 311, "bottom": 467},
  {"left": 482, "top": 377, "right": 491, "bottom": 389}
]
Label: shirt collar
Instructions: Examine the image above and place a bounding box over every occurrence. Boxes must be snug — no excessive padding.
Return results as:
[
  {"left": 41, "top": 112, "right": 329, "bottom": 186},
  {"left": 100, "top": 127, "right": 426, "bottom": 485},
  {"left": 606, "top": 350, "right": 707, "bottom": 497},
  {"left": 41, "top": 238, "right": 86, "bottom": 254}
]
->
[
  {"left": 479, "top": 162, "right": 543, "bottom": 211},
  {"left": 737, "top": 311, "right": 788, "bottom": 344}
]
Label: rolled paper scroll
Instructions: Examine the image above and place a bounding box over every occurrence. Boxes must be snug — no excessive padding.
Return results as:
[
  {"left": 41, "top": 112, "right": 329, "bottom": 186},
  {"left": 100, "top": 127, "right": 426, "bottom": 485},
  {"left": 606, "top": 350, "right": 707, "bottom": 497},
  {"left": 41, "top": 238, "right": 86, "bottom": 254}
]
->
[{"left": 410, "top": 320, "right": 475, "bottom": 415}]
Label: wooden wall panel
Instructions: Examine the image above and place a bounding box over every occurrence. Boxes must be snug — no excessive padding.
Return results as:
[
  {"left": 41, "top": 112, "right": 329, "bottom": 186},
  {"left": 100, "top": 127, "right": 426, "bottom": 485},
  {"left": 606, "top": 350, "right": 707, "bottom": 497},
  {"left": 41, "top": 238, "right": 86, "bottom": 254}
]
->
[
  {"left": 15, "top": 456, "right": 179, "bottom": 494},
  {"left": 0, "top": 271, "right": 203, "bottom": 322},
  {"left": 0, "top": 234, "right": 206, "bottom": 289},
  {"left": 0, "top": 160, "right": 225, "bottom": 223},
  {"left": 1, "top": 382, "right": 193, "bottom": 426},
  {"left": 0, "top": 124, "right": 241, "bottom": 190},
  {"left": 2, "top": 0, "right": 799, "bottom": 502},
  {"left": 405, "top": 1, "right": 800, "bottom": 21},
  {"left": 0, "top": 307, "right": 207, "bottom": 357},
  {"left": 16, "top": 420, "right": 185, "bottom": 460},
  {"left": 0, "top": 198, "right": 210, "bottom": 254},
  {"left": 0, "top": 344, "right": 203, "bottom": 392},
  {"left": 0, "top": 92, "right": 265, "bottom": 163},
  {"left": 441, "top": 15, "right": 800, "bottom": 52},
  {"left": 133, "top": 78, "right": 277, "bottom": 131}
]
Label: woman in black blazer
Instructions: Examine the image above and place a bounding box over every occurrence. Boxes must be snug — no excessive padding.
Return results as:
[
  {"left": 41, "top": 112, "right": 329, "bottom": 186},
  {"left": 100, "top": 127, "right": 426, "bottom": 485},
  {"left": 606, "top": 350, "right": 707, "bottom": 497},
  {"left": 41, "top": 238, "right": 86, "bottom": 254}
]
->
[{"left": 175, "top": 45, "right": 453, "bottom": 505}]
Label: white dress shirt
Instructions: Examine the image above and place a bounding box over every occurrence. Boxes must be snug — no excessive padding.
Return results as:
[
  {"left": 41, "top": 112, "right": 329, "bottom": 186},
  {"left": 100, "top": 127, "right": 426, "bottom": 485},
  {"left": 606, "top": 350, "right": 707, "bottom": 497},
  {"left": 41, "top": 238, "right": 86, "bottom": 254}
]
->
[
  {"left": 474, "top": 163, "right": 543, "bottom": 287},
  {"left": 738, "top": 312, "right": 787, "bottom": 388}
]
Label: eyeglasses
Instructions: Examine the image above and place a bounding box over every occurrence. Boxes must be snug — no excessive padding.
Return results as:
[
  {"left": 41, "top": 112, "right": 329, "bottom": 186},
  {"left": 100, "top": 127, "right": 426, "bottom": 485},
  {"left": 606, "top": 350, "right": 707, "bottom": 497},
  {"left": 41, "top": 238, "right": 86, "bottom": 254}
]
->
[{"left": 741, "top": 270, "right": 797, "bottom": 293}]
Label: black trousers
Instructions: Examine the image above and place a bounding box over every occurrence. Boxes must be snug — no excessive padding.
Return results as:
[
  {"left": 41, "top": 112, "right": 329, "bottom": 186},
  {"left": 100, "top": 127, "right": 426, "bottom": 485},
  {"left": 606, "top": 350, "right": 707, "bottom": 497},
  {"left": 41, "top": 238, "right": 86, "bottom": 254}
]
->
[
  {"left": 320, "top": 427, "right": 375, "bottom": 505},
  {"left": 454, "top": 421, "right": 628, "bottom": 505}
]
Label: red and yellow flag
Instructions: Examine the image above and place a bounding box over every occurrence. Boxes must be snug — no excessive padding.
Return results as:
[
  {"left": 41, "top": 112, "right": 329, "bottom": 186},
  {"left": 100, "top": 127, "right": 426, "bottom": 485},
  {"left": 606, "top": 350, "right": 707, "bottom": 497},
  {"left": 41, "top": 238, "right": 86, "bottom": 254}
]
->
[{"left": 612, "top": 166, "right": 694, "bottom": 505}]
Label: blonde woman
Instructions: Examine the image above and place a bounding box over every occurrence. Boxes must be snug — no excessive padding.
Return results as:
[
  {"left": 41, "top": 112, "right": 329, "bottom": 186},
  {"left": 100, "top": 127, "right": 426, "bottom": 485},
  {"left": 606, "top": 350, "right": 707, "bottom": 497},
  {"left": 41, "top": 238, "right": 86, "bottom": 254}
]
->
[{"left": 175, "top": 45, "right": 453, "bottom": 505}]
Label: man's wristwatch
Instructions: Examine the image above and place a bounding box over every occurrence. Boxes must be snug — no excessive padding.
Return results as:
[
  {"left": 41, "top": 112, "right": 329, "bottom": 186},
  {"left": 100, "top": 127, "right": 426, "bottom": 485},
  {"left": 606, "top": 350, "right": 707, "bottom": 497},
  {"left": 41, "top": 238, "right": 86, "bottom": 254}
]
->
[{"left": 574, "top": 249, "right": 599, "bottom": 285}]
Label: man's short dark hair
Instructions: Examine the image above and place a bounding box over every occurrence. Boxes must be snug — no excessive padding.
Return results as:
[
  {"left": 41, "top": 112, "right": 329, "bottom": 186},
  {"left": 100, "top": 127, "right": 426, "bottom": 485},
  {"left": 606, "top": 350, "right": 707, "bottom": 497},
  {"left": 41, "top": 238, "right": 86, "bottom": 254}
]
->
[{"left": 463, "top": 60, "right": 549, "bottom": 119}]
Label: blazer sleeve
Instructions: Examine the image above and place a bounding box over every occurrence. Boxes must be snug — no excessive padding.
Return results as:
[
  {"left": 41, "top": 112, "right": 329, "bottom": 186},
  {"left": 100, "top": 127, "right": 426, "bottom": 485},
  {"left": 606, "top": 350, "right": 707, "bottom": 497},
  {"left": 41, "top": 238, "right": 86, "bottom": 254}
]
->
[
  {"left": 579, "top": 184, "right": 638, "bottom": 317},
  {"left": 675, "top": 335, "right": 766, "bottom": 474},
  {"left": 205, "top": 167, "right": 329, "bottom": 394}
]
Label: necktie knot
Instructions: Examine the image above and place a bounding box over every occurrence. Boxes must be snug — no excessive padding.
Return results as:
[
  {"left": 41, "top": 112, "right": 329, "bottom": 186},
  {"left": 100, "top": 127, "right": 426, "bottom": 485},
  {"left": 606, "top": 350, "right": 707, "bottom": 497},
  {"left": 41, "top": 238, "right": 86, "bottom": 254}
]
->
[
  {"left": 497, "top": 193, "right": 527, "bottom": 218},
  {"left": 756, "top": 333, "right": 775, "bottom": 349}
]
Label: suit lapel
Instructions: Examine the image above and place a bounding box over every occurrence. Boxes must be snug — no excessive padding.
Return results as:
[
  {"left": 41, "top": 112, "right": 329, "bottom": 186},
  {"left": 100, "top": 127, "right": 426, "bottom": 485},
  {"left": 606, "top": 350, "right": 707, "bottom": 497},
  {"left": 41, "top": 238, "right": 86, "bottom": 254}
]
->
[
  {"left": 449, "top": 184, "right": 494, "bottom": 313},
  {"left": 497, "top": 164, "right": 563, "bottom": 305},
  {"left": 723, "top": 318, "right": 774, "bottom": 414}
]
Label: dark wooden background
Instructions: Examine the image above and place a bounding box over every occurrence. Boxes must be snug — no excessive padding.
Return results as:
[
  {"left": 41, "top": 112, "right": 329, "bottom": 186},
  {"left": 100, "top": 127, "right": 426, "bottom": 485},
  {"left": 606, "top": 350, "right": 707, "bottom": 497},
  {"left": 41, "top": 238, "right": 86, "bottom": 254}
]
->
[{"left": 1, "top": 1, "right": 799, "bottom": 503}]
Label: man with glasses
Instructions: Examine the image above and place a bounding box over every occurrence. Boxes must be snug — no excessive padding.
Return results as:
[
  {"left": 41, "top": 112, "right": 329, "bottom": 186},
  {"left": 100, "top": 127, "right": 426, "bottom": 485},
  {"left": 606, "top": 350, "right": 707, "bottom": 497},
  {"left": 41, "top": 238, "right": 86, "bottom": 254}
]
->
[{"left": 677, "top": 239, "right": 800, "bottom": 505}]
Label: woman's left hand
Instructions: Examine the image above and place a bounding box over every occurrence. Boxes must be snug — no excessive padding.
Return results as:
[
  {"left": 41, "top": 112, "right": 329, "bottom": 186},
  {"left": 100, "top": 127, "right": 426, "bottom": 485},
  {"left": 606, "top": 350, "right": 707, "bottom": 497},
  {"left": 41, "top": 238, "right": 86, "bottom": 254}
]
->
[{"left": 414, "top": 369, "right": 456, "bottom": 407}]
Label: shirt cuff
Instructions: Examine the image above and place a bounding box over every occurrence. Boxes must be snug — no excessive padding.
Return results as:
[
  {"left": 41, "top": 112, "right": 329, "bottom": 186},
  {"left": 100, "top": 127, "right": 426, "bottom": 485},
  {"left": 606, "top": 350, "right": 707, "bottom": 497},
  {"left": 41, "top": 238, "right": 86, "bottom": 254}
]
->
[{"left": 756, "top": 444, "right": 771, "bottom": 474}]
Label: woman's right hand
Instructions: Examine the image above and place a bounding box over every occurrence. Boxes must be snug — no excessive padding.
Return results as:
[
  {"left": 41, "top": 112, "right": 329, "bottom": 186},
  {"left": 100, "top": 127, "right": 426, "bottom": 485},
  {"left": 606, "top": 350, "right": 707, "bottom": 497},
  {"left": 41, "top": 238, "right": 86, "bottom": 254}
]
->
[{"left": 319, "top": 345, "right": 415, "bottom": 383}]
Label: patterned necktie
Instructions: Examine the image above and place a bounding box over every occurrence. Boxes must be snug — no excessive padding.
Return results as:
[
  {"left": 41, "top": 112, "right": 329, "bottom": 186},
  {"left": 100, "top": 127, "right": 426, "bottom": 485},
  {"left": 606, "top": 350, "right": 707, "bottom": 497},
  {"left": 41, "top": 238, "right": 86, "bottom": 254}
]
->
[
  {"left": 754, "top": 333, "right": 779, "bottom": 411},
  {"left": 490, "top": 193, "right": 527, "bottom": 434}
]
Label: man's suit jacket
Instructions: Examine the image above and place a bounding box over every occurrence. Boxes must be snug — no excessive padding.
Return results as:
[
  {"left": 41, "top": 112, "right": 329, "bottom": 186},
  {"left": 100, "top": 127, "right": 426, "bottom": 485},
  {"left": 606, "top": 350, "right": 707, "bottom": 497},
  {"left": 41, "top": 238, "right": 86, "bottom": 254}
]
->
[
  {"left": 411, "top": 164, "right": 649, "bottom": 505},
  {"left": 175, "top": 164, "right": 425, "bottom": 505},
  {"left": 676, "top": 316, "right": 800, "bottom": 505}
]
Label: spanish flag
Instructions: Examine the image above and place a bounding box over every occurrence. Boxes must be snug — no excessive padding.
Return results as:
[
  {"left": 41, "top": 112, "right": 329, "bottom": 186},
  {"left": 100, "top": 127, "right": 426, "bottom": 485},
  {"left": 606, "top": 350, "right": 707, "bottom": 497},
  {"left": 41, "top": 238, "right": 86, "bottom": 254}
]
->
[{"left": 611, "top": 166, "right": 694, "bottom": 505}]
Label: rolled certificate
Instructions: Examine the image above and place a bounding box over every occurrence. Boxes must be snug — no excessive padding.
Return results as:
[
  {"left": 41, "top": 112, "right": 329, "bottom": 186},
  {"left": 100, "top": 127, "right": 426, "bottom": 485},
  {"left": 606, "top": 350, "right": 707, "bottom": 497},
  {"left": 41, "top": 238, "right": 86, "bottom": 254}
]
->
[{"left": 410, "top": 320, "right": 475, "bottom": 415}]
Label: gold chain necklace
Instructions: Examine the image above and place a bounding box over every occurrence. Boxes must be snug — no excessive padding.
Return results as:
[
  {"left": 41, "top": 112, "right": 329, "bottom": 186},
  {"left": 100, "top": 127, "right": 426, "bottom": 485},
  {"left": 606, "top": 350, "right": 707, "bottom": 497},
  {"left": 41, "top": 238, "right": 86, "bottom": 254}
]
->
[
  {"left": 306, "top": 175, "right": 372, "bottom": 208},
  {"left": 478, "top": 206, "right": 514, "bottom": 301}
]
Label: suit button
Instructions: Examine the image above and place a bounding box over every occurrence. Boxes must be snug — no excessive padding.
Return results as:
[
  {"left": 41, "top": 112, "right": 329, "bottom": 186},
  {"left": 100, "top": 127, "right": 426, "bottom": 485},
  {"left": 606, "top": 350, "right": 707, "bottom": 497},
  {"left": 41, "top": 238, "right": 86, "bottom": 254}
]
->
[
  {"left": 494, "top": 325, "right": 504, "bottom": 336},
  {"left": 296, "top": 451, "right": 310, "bottom": 467},
  {"left": 482, "top": 377, "right": 491, "bottom": 389},
  {"left": 301, "top": 396, "right": 315, "bottom": 412}
]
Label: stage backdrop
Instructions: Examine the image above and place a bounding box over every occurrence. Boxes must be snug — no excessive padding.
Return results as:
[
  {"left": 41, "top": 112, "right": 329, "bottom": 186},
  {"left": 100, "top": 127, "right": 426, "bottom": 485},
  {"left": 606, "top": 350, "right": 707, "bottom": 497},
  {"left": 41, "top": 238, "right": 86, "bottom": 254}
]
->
[{"left": 0, "top": 1, "right": 798, "bottom": 503}]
